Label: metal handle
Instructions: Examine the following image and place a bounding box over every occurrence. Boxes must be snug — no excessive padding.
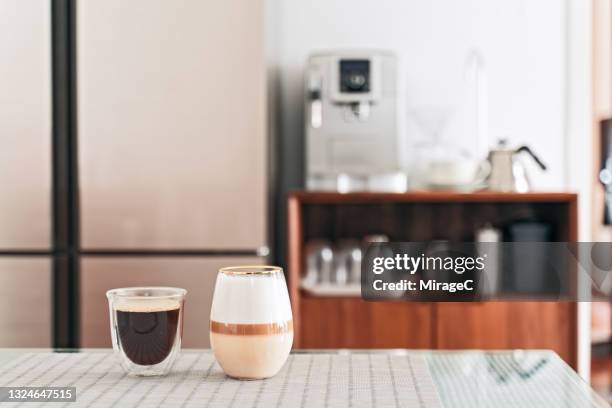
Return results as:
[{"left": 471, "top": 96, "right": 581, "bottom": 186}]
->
[{"left": 517, "top": 146, "right": 547, "bottom": 170}]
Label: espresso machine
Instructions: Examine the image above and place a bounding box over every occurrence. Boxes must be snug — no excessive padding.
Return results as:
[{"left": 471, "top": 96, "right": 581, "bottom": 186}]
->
[{"left": 305, "top": 50, "right": 405, "bottom": 192}]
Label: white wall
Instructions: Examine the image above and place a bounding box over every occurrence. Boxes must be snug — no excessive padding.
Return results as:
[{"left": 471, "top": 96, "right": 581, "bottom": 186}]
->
[
  {"left": 271, "top": 0, "right": 571, "bottom": 191},
  {"left": 268, "top": 0, "right": 593, "bottom": 378}
]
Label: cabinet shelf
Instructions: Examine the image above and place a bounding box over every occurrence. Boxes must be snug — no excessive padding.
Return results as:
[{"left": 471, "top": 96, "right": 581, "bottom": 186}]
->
[{"left": 287, "top": 190, "right": 578, "bottom": 368}]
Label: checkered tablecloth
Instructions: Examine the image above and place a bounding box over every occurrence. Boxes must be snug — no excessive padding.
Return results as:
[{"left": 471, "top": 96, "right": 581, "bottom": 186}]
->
[{"left": 0, "top": 351, "right": 441, "bottom": 407}]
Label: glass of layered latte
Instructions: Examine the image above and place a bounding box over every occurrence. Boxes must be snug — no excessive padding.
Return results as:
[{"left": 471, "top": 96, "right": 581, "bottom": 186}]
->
[{"left": 210, "top": 266, "right": 293, "bottom": 379}]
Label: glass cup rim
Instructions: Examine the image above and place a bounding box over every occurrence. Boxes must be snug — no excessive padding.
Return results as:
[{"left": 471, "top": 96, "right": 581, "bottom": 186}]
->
[
  {"left": 219, "top": 265, "right": 283, "bottom": 276},
  {"left": 106, "top": 286, "right": 187, "bottom": 300}
]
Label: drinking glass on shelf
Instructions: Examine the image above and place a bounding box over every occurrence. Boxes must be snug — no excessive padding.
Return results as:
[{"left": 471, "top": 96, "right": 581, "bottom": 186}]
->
[
  {"left": 210, "top": 266, "right": 293, "bottom": 379},
  {"left": 303, "top": 240, "right": 334, "bottom": 286},
  {"left": 334, "top": 239, "right": 362, "bottom": 285}
]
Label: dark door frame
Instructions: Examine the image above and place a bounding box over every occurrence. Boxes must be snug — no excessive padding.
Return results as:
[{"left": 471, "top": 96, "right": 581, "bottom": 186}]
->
[{"left": 51, "top": 0, "right": 80, "bottom": 348}]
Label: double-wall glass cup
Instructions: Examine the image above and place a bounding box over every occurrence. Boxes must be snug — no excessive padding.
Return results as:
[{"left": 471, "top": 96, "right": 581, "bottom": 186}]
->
[
  {"left": 210, "top": 266, "right": 293, "bottom": 379},
  {"left": 106, "top": 287, "right": 186, "bottom": 376}
]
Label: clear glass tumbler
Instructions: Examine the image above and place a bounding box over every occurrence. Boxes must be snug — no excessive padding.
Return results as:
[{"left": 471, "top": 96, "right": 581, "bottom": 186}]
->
[
  {"left": 106, "top": 287, "right": 186, "bottom": 376},
  {"left": 210, "top": 266, "right": 293, "bottom": 379}
]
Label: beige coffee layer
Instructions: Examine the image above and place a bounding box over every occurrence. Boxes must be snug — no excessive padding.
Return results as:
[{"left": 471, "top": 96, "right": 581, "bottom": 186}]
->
[
  {"left": 114, "top": 299, "right": 181, "bottom": 313},
  {"left": 210, "top": 331, "right": 293, "bottom": 379},
  {"left": 210, "top": 320, "right": 293, "bottom": 335}
]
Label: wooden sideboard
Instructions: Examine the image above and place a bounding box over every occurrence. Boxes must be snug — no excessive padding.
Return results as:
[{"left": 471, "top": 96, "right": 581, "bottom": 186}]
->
[{"left": 287, "top": 191, "right": 578, "bottom": 368}]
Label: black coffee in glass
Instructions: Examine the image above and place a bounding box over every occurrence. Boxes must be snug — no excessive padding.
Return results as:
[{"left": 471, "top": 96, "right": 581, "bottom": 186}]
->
[
  {"left": 107, "top": 287, "right": 186, "bottom": 376},
  {"left": 116, "top": 304, "right": 180, "bottom": 365}
]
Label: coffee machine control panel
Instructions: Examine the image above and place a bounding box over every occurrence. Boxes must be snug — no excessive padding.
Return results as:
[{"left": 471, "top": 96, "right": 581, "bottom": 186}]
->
[
  {"left": 330, "top": 57, "right": 381, "bottom": 104},
  {"left": 340, "top": 60, "right": 369, "bottom": 93}
]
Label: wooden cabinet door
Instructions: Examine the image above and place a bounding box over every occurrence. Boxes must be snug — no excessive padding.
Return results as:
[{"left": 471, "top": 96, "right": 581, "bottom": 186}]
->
[
  {"left": 436, "top": 302, "right": 576, "bottom": 367},
  {"left": 300, "top": 298, "right": 433, "bottom": 349}
]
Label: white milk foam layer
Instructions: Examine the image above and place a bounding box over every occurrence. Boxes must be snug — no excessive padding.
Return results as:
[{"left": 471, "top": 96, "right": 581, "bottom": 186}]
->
[
  {"left": 114, "top": 299, "right": 181, "bottom": 313},
  {"left": 210, "top": 272, "right": 293, "bottom": 324}
]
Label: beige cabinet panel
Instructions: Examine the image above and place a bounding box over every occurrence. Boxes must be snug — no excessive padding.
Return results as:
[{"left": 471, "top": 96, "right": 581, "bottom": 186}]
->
[
  {"left": 77, "top": 0, "right": 266, "bottom": 249},
  {"left": 0, "top": 258, "right": 51, "bottom": 347},
  {"left": 0, "top": 1, "right": 51, "bottom": 248},
  {"left": 80, "top": 257, "right": 264, "bottom": 348}
]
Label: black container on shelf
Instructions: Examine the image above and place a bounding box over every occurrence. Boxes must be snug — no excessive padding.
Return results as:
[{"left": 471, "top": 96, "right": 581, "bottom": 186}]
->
[{"left": 504, "top": 220, "right": 557, "bottom": 295}]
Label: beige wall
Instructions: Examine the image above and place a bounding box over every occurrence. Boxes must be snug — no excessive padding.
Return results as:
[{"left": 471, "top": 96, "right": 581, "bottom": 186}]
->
[
  {"left": 78, "top": 0, "right": 267, "bottom": 250},
  {"left": 0, "top": 0, "right": 52, "bottom": 347},
  {"left": 77, "top": 0, "right": 269, "bottom": 346},
  {"left": 0, "top": 259, "right": 51, "bottom": 347},
  {"left": 0, "top": 0, "right": 51, "bottom": 249}
]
